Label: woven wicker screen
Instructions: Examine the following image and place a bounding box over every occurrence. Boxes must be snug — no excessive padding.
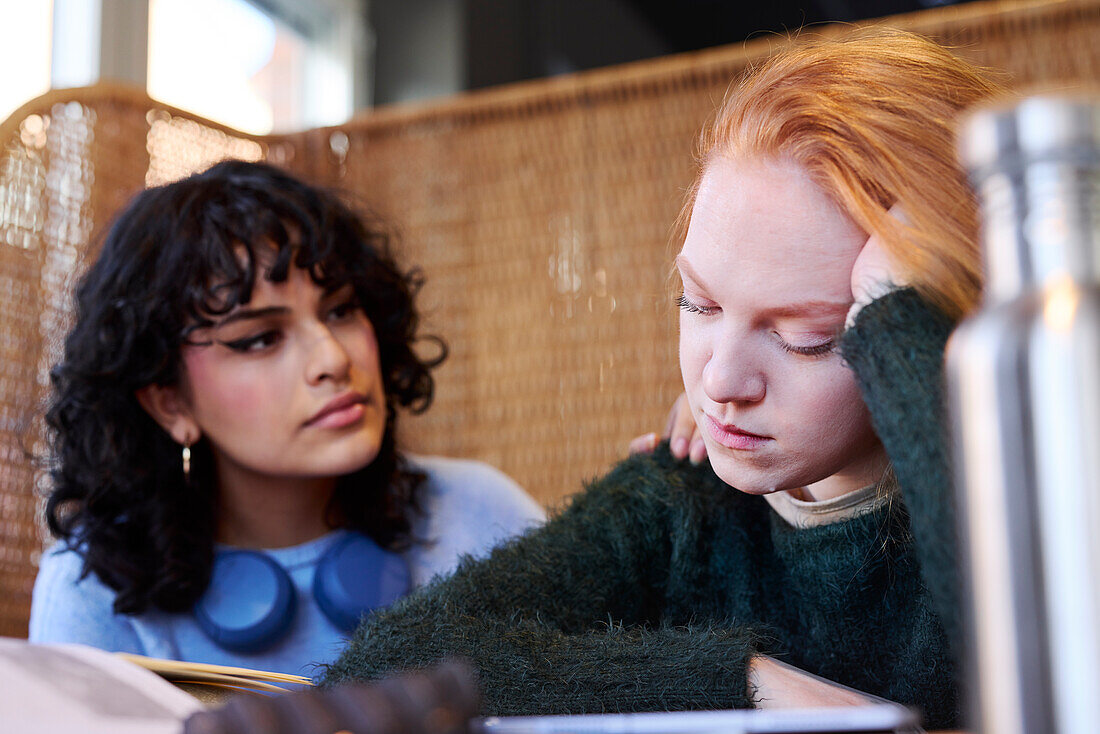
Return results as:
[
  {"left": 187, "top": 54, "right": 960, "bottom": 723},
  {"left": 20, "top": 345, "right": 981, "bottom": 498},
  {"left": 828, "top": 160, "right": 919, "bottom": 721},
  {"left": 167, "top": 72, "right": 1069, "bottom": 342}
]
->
[{"left": 0, "top": 0, "right": 1097, "bottom": 638}]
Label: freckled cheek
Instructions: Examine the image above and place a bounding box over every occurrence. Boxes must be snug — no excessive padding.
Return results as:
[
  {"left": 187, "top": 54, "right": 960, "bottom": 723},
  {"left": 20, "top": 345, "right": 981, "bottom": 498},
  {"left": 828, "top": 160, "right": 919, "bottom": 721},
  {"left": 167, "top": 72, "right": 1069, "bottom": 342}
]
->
[
  {"left": 677, "top": 327, "right": 709, "bottom": 395},
  {"left": 805, "top": 368, "right": 871, "bottom": 434},
  {"left": 772, "top": 364, "right": 866, "bottom": 432}
]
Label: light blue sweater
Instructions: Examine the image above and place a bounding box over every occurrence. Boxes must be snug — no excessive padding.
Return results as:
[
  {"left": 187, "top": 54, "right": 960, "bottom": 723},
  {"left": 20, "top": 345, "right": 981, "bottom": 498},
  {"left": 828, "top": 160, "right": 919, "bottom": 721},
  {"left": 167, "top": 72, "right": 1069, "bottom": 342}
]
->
[{"left": 29, "top": 455, "right": 545, "bottom": 677}]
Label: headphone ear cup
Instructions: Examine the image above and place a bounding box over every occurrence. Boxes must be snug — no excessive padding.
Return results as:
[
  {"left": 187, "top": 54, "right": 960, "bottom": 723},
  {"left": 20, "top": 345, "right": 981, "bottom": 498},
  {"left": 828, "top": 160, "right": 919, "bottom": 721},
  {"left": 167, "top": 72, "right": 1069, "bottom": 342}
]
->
[
  {"left": 195, "top": 550, "right": 296, "bottom": 652},
  {"left": 314, "top": 533, "right": 411, "bottom": 632}
]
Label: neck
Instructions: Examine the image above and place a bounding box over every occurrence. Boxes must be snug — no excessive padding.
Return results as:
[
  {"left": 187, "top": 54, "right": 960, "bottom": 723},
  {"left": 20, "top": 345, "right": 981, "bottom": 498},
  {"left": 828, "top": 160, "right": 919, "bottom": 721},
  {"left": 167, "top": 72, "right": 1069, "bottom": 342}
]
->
[
  {"left": 796, "top": 444, "right": 890, "bottom": 502},
  {"left": 213, "top": 460, "right": 338, "bottom": 549}
]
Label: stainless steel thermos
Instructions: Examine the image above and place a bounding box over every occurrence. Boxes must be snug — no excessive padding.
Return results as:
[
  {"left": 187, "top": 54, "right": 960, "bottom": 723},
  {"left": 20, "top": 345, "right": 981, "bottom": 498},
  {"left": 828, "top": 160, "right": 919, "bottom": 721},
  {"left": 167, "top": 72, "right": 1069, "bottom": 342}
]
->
[{"left": 949, "top": 94, "right": 1100, "bottom": 734}]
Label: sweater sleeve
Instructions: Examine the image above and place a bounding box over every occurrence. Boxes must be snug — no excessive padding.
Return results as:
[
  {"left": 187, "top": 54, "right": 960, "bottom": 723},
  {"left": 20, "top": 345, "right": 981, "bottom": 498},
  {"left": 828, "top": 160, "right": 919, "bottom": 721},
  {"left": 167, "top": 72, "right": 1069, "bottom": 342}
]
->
[
  {"left": 839, "top": 288, "right": 961, "bottom": 650},
  {"left": 320, "top": 449, "right": 759, "bottom": 715}
]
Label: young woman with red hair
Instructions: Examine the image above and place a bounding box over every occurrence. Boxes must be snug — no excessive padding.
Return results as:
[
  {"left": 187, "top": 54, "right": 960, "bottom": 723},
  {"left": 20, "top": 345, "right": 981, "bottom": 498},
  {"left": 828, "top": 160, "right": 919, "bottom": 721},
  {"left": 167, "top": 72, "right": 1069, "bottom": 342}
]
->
[{"left": 321, "top": 30, "right": 1004, "bottom": 730}]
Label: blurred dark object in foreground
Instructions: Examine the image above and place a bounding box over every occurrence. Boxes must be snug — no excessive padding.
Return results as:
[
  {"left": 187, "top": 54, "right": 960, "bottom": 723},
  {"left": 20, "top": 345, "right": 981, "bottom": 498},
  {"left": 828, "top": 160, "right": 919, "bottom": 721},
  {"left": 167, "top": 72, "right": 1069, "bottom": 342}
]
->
[{"left": 183, "top": 660, "right": 478, "bottom": 734}]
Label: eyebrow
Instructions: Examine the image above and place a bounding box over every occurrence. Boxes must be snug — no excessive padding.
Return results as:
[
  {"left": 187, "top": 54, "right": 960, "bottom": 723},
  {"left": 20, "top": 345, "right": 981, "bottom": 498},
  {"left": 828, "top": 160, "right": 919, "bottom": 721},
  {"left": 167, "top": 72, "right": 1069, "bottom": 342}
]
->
[
  {"left": 761, "top": 301, "right": 850, "bottom": 320},
  {"left": 208, "top": 285, "right": 357, "bottom": 329},
  {"left": 675, "top": 254, "right": 851, "bottom": 320},
  {"left": 213, "top": 306, "right": 289, "bottom": 328}
]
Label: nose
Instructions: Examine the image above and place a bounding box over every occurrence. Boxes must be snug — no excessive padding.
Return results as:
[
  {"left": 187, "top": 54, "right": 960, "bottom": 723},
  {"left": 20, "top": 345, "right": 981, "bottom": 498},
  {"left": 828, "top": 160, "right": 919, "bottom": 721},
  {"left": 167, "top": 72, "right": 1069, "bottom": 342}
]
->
[
  {"left": 701, "top": 336, "right": 766, "bottom": 405},
  {"left": 304, "top": 324, "right": 352, "bottom": 386}
]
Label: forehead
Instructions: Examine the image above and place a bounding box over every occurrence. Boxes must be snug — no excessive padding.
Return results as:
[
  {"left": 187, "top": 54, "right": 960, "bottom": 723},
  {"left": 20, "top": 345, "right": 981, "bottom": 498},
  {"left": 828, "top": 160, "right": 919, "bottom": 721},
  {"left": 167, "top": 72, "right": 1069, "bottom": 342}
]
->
[
  {"left": 680, "top": 156, "right": 865, "bottom": 305},
  {"left": 237, "top": 265, "right": 347, "bottom": 307},
  {"left": 206, "top": 238, "right": 344, "bottom": 304}
]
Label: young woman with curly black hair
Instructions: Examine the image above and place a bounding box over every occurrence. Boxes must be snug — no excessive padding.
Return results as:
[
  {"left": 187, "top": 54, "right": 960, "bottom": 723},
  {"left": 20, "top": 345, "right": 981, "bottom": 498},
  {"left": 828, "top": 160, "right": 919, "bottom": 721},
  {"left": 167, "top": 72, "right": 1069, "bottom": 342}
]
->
[{"left": 28, "top": 160, "right": 544, "bottom": 675}]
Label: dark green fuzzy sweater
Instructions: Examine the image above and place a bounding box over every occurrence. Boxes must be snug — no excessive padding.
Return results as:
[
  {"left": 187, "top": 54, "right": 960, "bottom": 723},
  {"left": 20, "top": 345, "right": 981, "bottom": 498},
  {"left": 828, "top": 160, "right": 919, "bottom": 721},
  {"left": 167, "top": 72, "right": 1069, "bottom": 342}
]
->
[{"left": 322, "top": 290, "right": 961, "bottom": 729}]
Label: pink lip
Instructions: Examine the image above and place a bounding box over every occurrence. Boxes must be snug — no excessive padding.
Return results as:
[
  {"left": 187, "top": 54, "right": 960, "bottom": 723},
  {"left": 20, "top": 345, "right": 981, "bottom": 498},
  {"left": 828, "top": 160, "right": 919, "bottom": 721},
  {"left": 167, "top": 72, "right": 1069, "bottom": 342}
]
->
[
  {"left": 703, "top": 414, "right": 772, "bottom": 450},
  {"left": 306, "top": 392, "right": 370, "bottom": 429}
]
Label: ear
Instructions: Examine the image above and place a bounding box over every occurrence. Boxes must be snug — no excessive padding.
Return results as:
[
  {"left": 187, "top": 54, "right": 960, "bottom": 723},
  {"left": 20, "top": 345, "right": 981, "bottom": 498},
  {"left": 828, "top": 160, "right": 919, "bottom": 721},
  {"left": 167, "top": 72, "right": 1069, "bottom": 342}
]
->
[{"left": 135, "top": 383, "right": 201, "bottom": 446}]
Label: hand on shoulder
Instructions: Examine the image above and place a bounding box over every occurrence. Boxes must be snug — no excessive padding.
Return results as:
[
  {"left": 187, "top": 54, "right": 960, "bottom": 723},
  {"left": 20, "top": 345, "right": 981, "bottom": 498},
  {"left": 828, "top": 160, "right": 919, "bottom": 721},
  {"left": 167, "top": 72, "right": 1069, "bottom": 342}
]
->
[{"left": 629, "top": 392, "right": 707, "bottom": 464}]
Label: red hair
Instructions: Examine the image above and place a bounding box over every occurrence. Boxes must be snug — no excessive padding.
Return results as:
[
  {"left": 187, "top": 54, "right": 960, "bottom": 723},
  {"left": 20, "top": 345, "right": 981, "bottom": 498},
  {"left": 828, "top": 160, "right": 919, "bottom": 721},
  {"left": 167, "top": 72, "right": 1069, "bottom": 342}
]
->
[{"left": 683, "top": 29, "right": 1006, "bottom": 320}]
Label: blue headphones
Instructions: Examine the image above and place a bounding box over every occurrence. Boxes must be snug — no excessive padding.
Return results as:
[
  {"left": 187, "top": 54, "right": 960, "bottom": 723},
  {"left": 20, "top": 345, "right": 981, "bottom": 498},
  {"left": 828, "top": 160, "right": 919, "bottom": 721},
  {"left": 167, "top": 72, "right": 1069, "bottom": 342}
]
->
[{"left": 194, "top": 532, "right": 411, "bottom": 652}]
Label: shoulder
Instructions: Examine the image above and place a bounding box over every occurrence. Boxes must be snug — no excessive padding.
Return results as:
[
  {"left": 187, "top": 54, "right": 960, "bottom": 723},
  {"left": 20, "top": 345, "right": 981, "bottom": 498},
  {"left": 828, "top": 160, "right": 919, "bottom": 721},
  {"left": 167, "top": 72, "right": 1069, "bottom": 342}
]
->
[
  {"left": 407, "top": 454, "right": 545, "bottom": 526},
  {"left": 577, "top": 442, "right": 738, "bottom": 514},
  {"left": 30, "top": 542, "right": 144, "bottom": 653},
  {"left": 410, "top": 454, "right": 536, "bottom": 501},
  {"left": 402, "top": 455, "right": 545, "bottom": 579},
  {"left": 527, "top": 444, "right": 753, "bottom": 550},
  {"left": 32, "top": 542, "right": 96, "bottom": 603}
]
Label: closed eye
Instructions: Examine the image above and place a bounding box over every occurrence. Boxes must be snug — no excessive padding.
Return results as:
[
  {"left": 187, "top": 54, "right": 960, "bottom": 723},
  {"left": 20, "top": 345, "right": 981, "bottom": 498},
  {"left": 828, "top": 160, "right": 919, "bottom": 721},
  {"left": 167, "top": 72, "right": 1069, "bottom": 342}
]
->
[
  {"left": 774, "top": 333, "right": 836, "bottom": 357},
  {"left": 677, "top": 293, "right": 719, "bottom": 316}
]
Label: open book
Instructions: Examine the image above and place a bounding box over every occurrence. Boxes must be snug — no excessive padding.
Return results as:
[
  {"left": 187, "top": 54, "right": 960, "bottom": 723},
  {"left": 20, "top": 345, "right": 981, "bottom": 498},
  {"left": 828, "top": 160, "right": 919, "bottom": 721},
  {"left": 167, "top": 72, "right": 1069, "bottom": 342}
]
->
[
  {"left": 0, "top": 637, "right": 309, "bottom": 733},
  {"left": 118, "top": 652, "right": 311, "bottom": 698},
  {"left": 1, "top": 638, "right": 922, "bottom": 734}
]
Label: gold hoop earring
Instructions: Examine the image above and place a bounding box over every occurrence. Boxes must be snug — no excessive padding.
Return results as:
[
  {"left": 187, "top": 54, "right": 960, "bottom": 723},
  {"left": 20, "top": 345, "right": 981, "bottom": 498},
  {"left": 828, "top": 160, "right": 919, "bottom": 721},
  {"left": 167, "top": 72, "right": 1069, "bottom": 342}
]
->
[{"left": 182, "top": 442, "right": 192, "bottom": 480}]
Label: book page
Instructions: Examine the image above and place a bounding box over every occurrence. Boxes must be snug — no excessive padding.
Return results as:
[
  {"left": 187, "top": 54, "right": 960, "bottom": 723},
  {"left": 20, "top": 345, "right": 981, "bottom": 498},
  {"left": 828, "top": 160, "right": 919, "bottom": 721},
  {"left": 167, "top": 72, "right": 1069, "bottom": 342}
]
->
[
  {"left": 0, "top": 638, "right": 203, "bottom": 734},
  {"left": 117, "top": 652, "right": 312, "bottom": 691}
]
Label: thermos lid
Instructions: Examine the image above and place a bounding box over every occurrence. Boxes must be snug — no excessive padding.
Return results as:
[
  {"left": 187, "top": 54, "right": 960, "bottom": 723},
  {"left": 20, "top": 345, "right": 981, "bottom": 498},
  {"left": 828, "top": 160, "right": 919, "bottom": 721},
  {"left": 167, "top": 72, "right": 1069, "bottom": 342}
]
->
[
  {"left": 959, "top": 101, "right": 1021, "bottom": 177},
  {"left": 960, "top": 93, "right": 1100, "bottom": 294},
  {"left": 960, "top": 93, "right": 1100, "bottom": 179}
]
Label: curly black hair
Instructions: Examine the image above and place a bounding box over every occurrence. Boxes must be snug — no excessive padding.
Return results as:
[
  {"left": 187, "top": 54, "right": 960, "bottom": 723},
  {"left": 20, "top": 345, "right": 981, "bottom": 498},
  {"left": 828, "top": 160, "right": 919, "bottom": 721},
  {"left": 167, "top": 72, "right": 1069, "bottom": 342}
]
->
[{"left": 45, "top": 160, "right": 446, "bottom": 615}]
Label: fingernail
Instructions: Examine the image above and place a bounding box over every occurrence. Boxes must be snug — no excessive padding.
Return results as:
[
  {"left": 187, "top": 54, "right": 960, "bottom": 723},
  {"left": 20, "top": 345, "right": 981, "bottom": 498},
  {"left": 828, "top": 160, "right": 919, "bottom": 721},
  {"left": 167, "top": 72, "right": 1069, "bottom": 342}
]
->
[
  {"left": 689, "top": 440, "right": 706, "bottom": 465},
  {"left": 672, "top": 436, "right": 689, "bottom": 458}
]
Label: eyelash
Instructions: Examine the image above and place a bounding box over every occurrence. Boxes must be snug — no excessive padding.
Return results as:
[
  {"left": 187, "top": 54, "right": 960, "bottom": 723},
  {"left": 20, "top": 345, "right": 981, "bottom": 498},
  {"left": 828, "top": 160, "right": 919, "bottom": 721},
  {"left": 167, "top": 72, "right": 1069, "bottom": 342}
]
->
[
  {"left": 220, "top": 331, "right": 281, "bottom": 353},
  {"left": 327, "top": 300, "right": 362, "bottom": 321},
  {"left": 677, "top": 293, "right": 717, "bottom": 315},
  {"left": 678, "top": 293, "right": 835, "bottom": 358},
  {"left": 776, "top": 338, "right": 836, "bottom": 357}
]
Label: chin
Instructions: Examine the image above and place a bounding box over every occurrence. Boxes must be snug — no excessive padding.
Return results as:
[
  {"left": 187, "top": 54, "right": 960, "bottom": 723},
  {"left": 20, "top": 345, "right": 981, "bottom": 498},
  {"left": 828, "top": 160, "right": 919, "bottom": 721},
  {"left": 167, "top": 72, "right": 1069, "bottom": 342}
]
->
[
  {"left": 339, "top": 448, "right": 385, "bottom": 476},
  {"left": 311, "top": 439, "right": 384, "bottom": 477},
  {"left": 707, "top": 455, "right": 808, "bottom": 496}
]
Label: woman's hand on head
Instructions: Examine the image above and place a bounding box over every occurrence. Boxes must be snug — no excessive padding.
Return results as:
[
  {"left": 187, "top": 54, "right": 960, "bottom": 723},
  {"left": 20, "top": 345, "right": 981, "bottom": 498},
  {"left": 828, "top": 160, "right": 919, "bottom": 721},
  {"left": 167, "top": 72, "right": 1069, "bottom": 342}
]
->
[
  {"left": 847, "top": 204, "right": 910, "bottom": 328},
  {"left": 635, "top": 209, "right": 914, "bottom": 465},
  {"left": 634, "top": 208, "right": 914, "bottom": 464},
  {"left": 748, "top": 655, "right": 875, "bottom": 709},
  {"left": 628, "top": 392, "right": 708, "bottom": 464}
]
